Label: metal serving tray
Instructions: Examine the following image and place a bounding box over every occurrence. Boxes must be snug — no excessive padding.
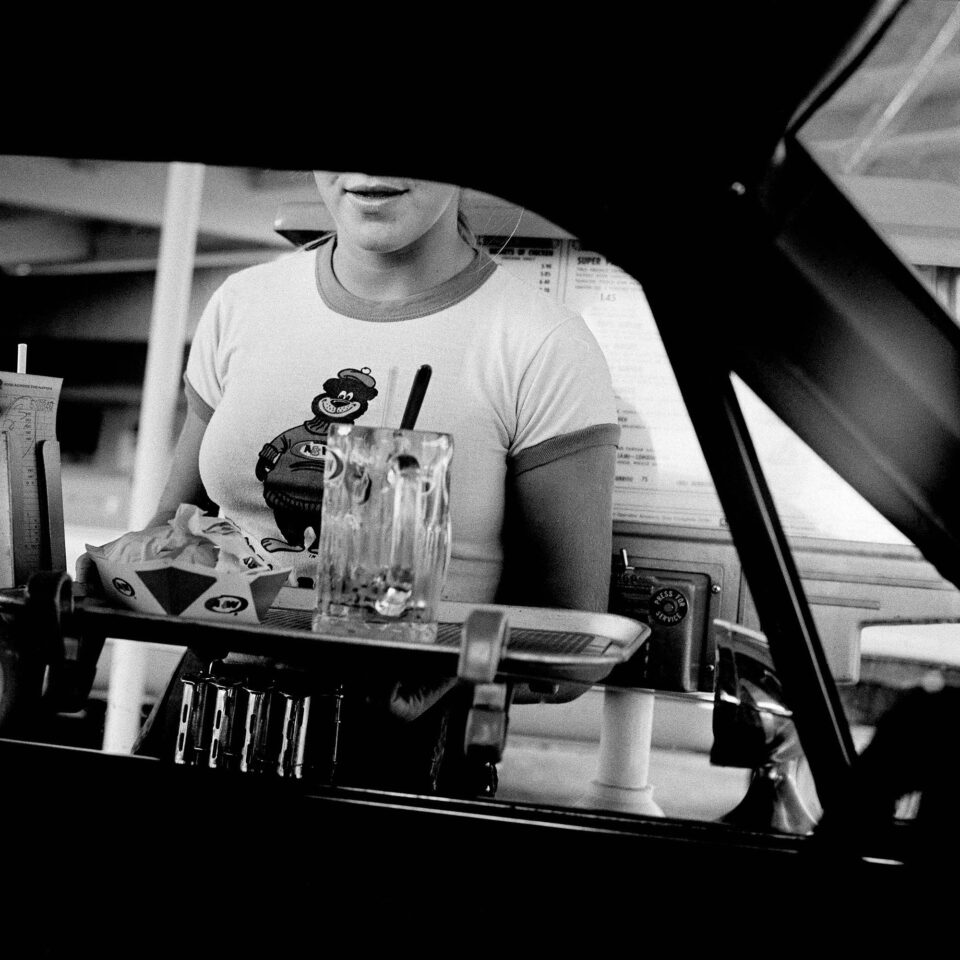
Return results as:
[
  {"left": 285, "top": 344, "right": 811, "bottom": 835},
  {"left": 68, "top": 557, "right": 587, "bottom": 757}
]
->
[{"left": 0, "top": 585, "right": 651, "bottom": 686}]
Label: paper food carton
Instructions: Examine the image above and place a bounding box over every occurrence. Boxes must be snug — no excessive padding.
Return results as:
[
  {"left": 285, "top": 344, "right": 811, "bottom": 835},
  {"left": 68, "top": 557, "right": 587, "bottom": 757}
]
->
[{"left": 87, "top": 504, "right": 291, "bottom": 625}]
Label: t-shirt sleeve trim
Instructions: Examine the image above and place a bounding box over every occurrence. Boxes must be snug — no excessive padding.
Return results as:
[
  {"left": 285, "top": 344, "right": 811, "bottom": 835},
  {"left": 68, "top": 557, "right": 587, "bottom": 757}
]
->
[
  {"left": 184, "top": 374, "right": 215, "bottom": 424},
  {"left": 510, "top": 422, "right": 620, "bottom": 475}
]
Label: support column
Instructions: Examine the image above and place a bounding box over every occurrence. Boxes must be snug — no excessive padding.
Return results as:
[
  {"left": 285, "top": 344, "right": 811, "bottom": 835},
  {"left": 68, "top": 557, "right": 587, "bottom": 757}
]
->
[
  {"left": 102, "top": 162, "right": 205, "bottom": 754},
  {"left": 579, "top": 687, "right": 664, "bottom": 816}
]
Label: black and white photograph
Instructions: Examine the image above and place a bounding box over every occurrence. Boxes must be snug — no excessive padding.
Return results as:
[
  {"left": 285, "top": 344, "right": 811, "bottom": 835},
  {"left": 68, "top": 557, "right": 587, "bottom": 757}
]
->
[{"left": 0, "top": 1, "right": 958, "bottom": 951}]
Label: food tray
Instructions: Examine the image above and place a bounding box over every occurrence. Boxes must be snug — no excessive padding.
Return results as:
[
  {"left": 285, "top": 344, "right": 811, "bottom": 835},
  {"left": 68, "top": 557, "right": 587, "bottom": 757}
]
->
[{"left": 0, "top": 586, "right": 651, "bottom": 686}]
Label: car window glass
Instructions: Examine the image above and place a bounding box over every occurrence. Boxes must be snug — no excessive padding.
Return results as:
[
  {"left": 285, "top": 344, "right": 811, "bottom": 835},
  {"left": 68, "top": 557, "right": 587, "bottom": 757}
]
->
[
  {"left": 733, "top": 374, "right": 960, "bottom": 763},
  {"left": 789, "top": 0, "right": 960, "bottom": 737},
  {"left": 799, "top": 0, "right": 959, "bottom": 310}
]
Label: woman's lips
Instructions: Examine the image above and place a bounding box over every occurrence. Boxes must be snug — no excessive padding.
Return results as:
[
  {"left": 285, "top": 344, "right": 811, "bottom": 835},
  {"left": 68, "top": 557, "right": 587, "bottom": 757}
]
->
[{"left": 344, "top": 184, "right": 408, "bottom": 207}]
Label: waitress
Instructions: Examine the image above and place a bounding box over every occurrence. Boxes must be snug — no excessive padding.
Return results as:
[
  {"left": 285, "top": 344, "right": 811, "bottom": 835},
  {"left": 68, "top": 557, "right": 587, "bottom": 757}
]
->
[{"left": 128, "top": 171, "right": 620, "bottom": 794}]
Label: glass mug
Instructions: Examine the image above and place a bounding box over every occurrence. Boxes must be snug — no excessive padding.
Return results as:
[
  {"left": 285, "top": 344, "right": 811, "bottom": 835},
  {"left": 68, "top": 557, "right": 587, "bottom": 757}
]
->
[{"left": 312, "top": 425, "right": 453, "bottom": 642}]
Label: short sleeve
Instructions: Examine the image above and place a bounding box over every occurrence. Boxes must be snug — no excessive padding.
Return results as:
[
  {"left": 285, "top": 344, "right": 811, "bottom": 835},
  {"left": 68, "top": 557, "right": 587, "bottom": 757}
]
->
[
  {"left": 185, "top": 282, "right": 227, "bottom": 412},
  {"left": 511, "top": 314, "right": 619, "bottom": 455}
]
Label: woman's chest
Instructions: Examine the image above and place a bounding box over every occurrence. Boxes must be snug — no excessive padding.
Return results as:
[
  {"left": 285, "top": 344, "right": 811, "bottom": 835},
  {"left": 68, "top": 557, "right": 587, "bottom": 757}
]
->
[{"left": 215, "top": 318, "right": 515, "bottom": 448}]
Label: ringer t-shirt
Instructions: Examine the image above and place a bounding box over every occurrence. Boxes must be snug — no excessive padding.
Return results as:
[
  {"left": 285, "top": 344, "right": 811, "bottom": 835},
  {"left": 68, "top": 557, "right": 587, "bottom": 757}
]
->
[{"left": 185, "top": 238, "right": 619, "bottom": 601}]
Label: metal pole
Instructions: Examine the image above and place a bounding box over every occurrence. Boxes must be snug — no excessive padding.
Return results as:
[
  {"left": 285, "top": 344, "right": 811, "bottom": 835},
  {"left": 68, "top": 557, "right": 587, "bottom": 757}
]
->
[
  {"left": 102, "top": 162, "right": 205, "bottom": 754},
  {"left": 580, "top": 688, "right": 664, "bottom": 816}
]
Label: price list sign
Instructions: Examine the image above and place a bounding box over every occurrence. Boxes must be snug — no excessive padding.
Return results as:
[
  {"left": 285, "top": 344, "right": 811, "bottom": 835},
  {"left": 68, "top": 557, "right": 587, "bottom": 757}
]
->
[
  {"left": 485, "top": 235, "right": 909, "bottom": 541},
  {"left": 483, "top": 235, "right": 726, "bottom": 529},
  {"left": 480, "top": 237, "right": 563, "bottom": 298},
  {"left": 557, "top": 242, "right": 726, "bottom": 529}
]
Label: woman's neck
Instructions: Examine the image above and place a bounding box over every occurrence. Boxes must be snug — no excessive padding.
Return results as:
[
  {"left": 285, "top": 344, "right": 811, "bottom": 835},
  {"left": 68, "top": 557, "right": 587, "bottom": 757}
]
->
[{"left": 331, "top": 223, "right": 476, "bottom": 302}]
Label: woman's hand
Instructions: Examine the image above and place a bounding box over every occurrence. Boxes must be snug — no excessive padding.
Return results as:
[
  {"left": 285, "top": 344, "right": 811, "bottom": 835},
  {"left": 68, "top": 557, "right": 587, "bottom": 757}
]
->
[
  {"left": 71, "top": 507, "right": 185, "bottom": 601},
  {"left": 73, "top": 551, "right": 104, "bottom": 599}
]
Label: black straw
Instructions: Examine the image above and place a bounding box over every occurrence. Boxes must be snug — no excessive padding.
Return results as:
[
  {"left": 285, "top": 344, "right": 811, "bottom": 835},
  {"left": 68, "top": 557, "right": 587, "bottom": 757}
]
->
[{"left": 400, "top": 365, "right": 432, "bottom": 430}]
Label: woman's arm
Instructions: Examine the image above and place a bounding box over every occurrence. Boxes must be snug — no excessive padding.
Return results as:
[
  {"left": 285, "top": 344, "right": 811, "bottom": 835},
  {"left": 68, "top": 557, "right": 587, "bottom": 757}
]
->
[
  {"left": 503, "top": 441, "right": 616, "bottom": 612},
  {"left": 145, "top": 407, "right": 214, "bottom": 527},
  {"left": 501, "top": 439, "right": 617, "bottom": 703},
  {"left": 75, "top": 407, "right": 213, "bottom": 593}
]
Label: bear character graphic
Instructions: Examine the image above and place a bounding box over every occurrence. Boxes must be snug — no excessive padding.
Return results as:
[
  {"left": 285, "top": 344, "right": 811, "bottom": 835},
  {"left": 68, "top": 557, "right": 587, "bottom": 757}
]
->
[{"left": 256, "top": 366, "right": 378, "bottom": 553}]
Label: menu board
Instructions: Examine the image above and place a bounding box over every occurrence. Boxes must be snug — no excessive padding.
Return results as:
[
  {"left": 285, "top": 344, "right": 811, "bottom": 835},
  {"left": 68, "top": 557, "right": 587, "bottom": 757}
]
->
[
  {"left": 0, "top": 371, "right": 64, "bottom": 583},
  {"left": 481, "top": 236, "right": 723, "bottom": 529},
  {"left": 481, "top": 236, "right": 908, "bottom": 544}
]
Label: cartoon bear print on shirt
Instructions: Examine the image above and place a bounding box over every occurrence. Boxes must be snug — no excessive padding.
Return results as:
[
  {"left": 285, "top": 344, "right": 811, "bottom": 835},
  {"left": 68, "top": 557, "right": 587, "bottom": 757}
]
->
[{"left": 256, "top": 366, "right": 378, "bottom": 554}]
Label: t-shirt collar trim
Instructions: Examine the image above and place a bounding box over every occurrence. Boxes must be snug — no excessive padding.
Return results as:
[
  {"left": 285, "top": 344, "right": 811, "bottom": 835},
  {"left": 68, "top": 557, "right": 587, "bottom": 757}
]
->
[{"left": 314, "top": 235, "right": 497, "bottom": 322}]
